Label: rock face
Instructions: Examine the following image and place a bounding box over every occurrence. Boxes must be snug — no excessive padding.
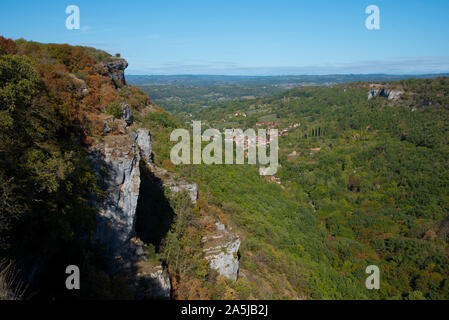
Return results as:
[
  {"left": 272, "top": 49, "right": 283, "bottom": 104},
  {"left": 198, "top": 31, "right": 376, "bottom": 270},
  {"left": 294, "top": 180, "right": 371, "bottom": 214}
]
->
[
  {"left": 122, "top": 104, "right": 133, "bottom": 126},
  {"left": 88, "top": 124, "right": 214, "bottom": 297},
  {"left": 134, "top": 128, "right": 152, "bottom": 164},
  {"left": 88, "top": 128, "right": 174, "bottom": 298},
  {"left": 103, "top": 57, "right": 128, "bottom": 85},
  {"left": 203, "top": 222, "right": 240, "bottom": 281},
  {"left": 89, "top": 134, "right": 142, "bottom": 257},
  {"left": 165, "top": 181, "right": 198, "bottom": 204},
  {"left": 368, "top": 88, "right": 403, "bottom": 101},
  {"left": 101, "top": 116, "right": 127, "bottom": 135},
  {"left": 135, "top": 265, "right": 171, "bottom": 299},
  {"left": 88, "top": 128, "right": 153, "bottom": 255}
]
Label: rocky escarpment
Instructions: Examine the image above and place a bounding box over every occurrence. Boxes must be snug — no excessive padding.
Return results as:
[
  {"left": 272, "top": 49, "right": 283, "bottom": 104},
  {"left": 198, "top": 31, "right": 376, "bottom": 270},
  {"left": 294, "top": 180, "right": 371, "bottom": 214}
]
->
[
  {"left": 89, "top": 123, "right": 240, "bottom": 295},
  {"left": 100, "top": 57, "right": 128, "bottom": 86},
  {"left": 368, "top": 87, "right": 403, "bottom": 101},
  {"left": 134, "top": 128, "right": 152, "bottom": 163},
  {"left": 203, "top": 222, "right": 240, "bottom": 281},
  {"left": 88, "top": 127, "right": 172, "bottom": 298},
  {"left": 164, "top": 180, "right": 198, "bottom": 204},
  {"left": 89, "top": 130, "right": 151, "bottom": 258},
  {"left": 87, "top": 59, "right": 240, "bottom": 295}
]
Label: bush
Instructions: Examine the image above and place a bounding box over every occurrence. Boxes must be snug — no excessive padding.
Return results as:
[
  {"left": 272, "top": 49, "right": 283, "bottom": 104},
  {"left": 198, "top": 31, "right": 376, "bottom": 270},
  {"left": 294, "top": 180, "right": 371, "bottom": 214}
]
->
[{"left": 105, "top": 102, "right": 123, "bottom": 118}]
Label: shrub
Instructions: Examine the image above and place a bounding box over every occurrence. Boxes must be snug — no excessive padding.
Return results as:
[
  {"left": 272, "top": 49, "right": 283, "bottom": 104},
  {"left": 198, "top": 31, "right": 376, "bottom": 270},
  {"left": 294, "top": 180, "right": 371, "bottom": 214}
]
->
[{"left": 105, "top": 102, "right": 123, "bottom": 118}]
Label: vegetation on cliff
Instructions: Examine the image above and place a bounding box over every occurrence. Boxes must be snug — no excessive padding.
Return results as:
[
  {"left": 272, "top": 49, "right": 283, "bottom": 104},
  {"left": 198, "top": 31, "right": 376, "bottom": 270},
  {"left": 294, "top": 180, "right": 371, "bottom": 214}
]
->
[{"left": 0, "top": 37, "right": 151, "bottom": 298}]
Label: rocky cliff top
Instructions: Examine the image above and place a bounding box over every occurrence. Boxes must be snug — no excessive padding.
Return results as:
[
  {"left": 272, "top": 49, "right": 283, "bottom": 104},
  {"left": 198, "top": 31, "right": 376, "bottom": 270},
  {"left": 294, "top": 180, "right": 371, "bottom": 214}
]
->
[{"left": 99, "top": 56, "right": 129, "bottom": 86}]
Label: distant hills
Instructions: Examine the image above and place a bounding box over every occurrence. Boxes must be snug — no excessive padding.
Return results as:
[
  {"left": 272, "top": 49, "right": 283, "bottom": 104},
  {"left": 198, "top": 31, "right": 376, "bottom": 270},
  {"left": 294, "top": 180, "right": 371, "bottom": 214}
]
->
[
  {"left": 129, "top": 73, "right": 449, "bottom": 115},
  {"left": 128, "top": 74, "right": 449, "bottom": 88}
]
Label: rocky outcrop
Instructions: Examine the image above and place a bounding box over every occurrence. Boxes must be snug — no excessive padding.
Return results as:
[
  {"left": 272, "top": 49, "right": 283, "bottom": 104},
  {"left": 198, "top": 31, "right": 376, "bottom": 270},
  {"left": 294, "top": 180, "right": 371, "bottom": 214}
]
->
[
  {"left": 89, "top": 134, "right": 142, "bottom": 258},
  {"left": 203, "top": 222, "right": 240, "bottom": 281},
  {"left": 88, "top": 122, "right": 208, "bottom": 297},
  {"left": 102, "top": 57, "right": 128, "bottom": 85},
  {"left": 101, "top": 116, "right": 127, "bottom": 135},
  {"left": 368, "top": 88, "right": 403, "bottom": 101},
  {"left": 164, "top": 181, "right": 198, "bottom": 204},
  {"left": 152, "top": 166, "right": 198, "bottom": 204},
  {"left": 135, "top": 264, "right": 171, "bottom": 299},
  {"left": 134, "top": 128, "right": 152, "bottom": 164},
  {"left": 88, "top": 128, "right": 152, "bottom": 256},
  {"left": 122, "top": 103, "right": 133, "bottom": 126},
  {"left": 88, "top": 127, "right": 174, "bottom": 298}
]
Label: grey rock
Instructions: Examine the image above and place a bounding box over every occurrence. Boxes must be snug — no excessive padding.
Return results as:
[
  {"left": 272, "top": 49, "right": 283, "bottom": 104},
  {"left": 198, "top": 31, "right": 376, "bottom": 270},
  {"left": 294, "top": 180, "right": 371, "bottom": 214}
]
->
[
  {"left": 135, "top": 246, "right": 144, "bottom": 257},
  {"left": 165, "top": 181, "right": 198, "bottom": 204},
  {"left": 136, "top": 266, "right": 171, "bottom": 299},
  {"left": 368, "top": 90, "right": 379, "bottom": 100},
  {"left": 102, "top": 116, "right": 114, "bottom": 135},
  {"left": 103, "top": 57, "right": 128, "bottom": 85},
  {"left": 117, "top": 120, "right": 128, "bottom": 134},
  {"left": 134, "top": 128, "right": 152, "bottom": 163},
  {"left": 368, "top": 88, "right": 403, "bottom": 101},
  {"left": 102, "top": 137, "right": 140, "bottom": 249},
  {"left": 122, "top": 104, "right": 133, "bottom": 126},
  {"left": 203, "top": 222, "right": 240, "bottom": 281},
  {"left": 88, "top": 134, "right": 143, "bottom": 260}
]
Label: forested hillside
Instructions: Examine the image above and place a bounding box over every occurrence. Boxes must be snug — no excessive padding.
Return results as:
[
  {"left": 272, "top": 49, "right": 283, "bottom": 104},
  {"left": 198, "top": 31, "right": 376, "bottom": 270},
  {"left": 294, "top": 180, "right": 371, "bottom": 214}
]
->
[
  {"left": 165, "top": 77, "right": 449, "bottom": 299},
  {"left": 130, "top": 74, "right": 449, "bottom": 121},
  {"left": 0, "top": 37, "right": 155, "bottom": 299}
]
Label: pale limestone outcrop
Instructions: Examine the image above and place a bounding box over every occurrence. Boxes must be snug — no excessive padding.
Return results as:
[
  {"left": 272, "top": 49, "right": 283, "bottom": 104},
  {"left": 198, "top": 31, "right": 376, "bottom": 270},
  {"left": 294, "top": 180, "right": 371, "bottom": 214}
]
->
[
  {"left": 165, "top": 181, "right": 198, "bottom": 204},
  {"left": 368, "top": 88, "right": 403, "bottom": 101},
  {"left": 203, "top": 222, "right": 240, "bottom": 281},
  {"left": 89, "top": 128, "right": 153, "bottom": 257},
  {"left": 89, "top": 134, "right": 141, "bottom": 256},
  {"left": 135, "top": 265, "right": 171, "bottom": 299},
  {"left": 88, "top": 128, "right": 173, "bottom": 297},
  {"left": 134, "top": 128, "right": 152, "bottom": 164}
]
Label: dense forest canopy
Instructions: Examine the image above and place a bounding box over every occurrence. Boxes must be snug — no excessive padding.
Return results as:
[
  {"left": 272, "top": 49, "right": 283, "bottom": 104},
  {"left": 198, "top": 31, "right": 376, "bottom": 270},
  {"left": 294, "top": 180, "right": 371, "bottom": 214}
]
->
[{"left": 165, "top": 77, "right": 449, "bottom": 299}]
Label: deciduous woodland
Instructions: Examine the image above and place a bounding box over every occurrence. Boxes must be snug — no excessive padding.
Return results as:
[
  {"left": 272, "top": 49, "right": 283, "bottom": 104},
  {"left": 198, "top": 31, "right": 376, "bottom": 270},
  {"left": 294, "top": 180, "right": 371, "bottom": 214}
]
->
[{"left": 1, "top": 36, "right": 449, "bottom": 300}]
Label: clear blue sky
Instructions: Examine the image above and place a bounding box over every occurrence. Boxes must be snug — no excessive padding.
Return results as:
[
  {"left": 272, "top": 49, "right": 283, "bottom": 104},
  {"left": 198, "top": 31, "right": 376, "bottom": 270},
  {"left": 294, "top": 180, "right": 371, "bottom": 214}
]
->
[{"left": 1, "top": 0, "right": 448, "bottom": 75}]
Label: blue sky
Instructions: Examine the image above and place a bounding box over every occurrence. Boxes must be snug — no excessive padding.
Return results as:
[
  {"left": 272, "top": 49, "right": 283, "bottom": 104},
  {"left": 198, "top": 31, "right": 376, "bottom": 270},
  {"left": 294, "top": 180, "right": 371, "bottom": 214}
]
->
[{"left": 1, "top": 0, "right": 449, "bottom": 75}]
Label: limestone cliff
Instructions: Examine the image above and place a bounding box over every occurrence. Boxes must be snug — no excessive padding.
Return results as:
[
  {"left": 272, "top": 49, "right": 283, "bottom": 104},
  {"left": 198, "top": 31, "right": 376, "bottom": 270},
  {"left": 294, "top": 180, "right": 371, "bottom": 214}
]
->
[
  {"left": 368, "top": 87, "right": 403, "bottom": 101},
  {"left": 89, "top": 131, "right": 147, "bottom": 258},
  {"left": 203, "top": 222, "right": 240, "bottom": 281},
  {"left": 86, "top": 56, "right": 239, "bottom": 297}
]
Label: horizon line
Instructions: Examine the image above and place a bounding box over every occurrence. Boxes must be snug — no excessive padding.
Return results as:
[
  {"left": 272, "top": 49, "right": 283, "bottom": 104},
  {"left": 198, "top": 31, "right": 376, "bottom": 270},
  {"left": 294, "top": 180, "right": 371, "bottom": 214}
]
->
[{"left": 126, "top": 72, "right": 449, "bottom": 77}]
